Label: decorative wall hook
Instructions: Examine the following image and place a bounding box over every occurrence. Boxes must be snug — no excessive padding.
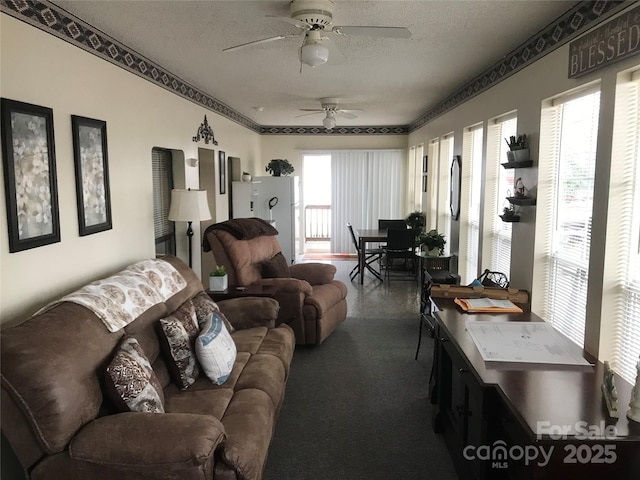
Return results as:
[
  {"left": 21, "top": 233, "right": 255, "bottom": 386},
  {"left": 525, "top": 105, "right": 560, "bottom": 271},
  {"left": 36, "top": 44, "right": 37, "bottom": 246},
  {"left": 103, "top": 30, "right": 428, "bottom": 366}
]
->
[{"left": 192, "top": 115, "right": 218, "bottom": 145}]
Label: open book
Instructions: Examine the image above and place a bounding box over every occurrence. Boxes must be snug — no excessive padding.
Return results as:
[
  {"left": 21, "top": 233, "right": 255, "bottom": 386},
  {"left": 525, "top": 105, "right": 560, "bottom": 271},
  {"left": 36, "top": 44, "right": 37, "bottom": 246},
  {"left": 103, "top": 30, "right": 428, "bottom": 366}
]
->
[{"left": 454, "top": 297, "right": 523, "bottom": 313}]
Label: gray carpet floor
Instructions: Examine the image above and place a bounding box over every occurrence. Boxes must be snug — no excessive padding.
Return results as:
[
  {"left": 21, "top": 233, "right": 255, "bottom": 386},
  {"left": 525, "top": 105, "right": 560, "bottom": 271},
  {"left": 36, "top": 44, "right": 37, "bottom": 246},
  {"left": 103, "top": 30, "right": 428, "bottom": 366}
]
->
[{"left": 263, "top": 260, "right": 458, "bottom": 480}]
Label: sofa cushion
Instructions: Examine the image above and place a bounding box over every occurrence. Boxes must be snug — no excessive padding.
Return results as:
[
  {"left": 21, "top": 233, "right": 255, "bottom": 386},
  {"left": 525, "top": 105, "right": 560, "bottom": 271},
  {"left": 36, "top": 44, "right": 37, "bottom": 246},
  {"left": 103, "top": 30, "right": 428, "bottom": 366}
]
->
[
  {"left": 196, "top": 312, "right": 237, "bottom": 385},
  {"left": 261, "top": 252, "right": 290, "bottom": 278},
  {"left": 192, "top": 291, "right": 234, "bottom": 333},
  {"left": 104, "top": 336, "right": 165, "bottom": 413},
  {"left": 157, "top": 300, "right": 200, "bottom": 390}
]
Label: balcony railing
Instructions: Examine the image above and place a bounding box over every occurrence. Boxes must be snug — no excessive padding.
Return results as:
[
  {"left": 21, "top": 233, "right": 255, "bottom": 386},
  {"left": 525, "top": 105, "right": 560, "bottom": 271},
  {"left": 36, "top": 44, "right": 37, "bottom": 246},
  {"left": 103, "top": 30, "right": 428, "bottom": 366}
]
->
[{"left": 305, "top": 205, "right": 331, "bottom": 242}]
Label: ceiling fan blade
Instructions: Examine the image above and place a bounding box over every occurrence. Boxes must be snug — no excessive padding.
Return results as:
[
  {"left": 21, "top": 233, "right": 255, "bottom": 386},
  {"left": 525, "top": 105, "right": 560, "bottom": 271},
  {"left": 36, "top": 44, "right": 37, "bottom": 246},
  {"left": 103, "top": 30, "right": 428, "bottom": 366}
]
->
[
  {"left": 336, "top": 111, "right": 358, "bottom": 120},
  {"left": 266, "top": 15, "right": 310, "bottom": 30},
  {"left": 223, "top": 34, "right": 297, "bottom": 52},
  {"left": 331, "top": 26, "right": 411, "bottom": 38},
  {"left": 299, "top": 108, "right": 326, "bottom": 112},
  {"left": 323, "top": 36, "right": 346, "bottom": 65},
  {"left": 295, "top": 111, "right": 325, "bottom": 118}
]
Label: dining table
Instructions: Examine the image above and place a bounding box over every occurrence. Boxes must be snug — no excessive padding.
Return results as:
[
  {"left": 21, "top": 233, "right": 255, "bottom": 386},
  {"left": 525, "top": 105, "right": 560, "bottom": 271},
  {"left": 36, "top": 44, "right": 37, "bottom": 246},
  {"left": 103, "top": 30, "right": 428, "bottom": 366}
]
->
[{"left": 355, "top": 228, "right": 388, "bottom": 284}]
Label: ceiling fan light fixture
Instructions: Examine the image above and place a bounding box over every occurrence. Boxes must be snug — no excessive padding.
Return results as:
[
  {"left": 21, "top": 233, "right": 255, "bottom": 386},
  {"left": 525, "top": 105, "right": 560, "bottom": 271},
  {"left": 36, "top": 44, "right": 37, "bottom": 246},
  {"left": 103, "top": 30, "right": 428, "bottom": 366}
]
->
[
  {"left": 301, "top": 42, "right": 329, "bottom": 67},
  {"left": 323, "top": 111, "right": 336, "bottom": 130}
]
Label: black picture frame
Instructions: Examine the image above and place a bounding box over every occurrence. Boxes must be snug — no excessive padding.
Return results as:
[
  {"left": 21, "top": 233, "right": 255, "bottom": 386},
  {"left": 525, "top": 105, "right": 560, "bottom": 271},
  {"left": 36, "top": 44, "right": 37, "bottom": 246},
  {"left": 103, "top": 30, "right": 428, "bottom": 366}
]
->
[
  {"left": 71, "top": 115, "right": 112, "bottom": 236},
  {"left": 450, "top": 155, "right": 462, "bottom": 221},
  {"left": 1, "top": 98, "right": 60, "bottom": 252},
  {"left": 422, "top": 174, "right": 427, "bottom": 193},
  {"left": 423, "top": 155, "right": 428, "bottom": 173},
  {"left": 219, "top": 151, "right": 226, "bottom": 194}
]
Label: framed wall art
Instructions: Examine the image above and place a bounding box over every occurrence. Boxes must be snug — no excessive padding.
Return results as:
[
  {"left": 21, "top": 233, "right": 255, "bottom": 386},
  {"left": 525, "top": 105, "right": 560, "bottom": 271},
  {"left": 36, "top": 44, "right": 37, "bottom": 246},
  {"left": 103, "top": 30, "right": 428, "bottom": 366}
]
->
[
  {"left": 219, "top": 150, "right": 226, "bottom": 194},
  {"left": 71, "top": 115, "right": 112, "bottom": 235},
  {"left": 1, "top": 98, "right": 60, "bottom": 252}
]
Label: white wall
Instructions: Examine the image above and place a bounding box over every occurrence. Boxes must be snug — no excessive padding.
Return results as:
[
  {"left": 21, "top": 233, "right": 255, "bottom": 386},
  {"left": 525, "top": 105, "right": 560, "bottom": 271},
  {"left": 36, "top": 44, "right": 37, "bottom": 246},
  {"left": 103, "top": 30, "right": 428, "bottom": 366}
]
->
[
  {"left": 408, "top": 5, "right": 640, "bottom": 356},
  {"left": 0, "top": 15, "right": 260, "bottom": 326}
]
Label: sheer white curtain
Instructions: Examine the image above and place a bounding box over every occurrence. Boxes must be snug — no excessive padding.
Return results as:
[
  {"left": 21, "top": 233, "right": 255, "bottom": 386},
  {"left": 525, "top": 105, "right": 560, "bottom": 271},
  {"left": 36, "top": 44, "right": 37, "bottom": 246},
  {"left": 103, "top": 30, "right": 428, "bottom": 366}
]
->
[{"left": 331, "top": 150, "right": 403, "bottom": 253}]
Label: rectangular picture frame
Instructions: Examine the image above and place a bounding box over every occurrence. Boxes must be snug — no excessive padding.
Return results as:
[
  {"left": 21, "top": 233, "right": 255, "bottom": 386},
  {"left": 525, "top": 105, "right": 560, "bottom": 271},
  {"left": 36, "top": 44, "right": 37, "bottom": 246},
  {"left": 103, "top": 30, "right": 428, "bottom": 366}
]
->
[
  {"left": 1, "top": 98, "right": 60, "bottom": 252},
  {"left": 71, "top": 115, "right": 112, "bottom": 236},
  {"left": 219, "top": 150, "right": 226, "bottom": 194},
  {"left": 423, "top": 155, "right": 428, "bottom": 173}
]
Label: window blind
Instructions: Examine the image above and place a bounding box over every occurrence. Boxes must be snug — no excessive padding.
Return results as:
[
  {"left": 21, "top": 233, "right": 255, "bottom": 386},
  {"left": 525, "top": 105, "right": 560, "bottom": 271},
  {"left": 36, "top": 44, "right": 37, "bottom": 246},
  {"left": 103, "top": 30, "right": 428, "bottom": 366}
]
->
[
  {"left": 537, "top": 89, "right": 600, "bottom": 347},
  {"left": 437, "top": 135, "right": 453, "bottom": 251},
  {"left": 152, "top": 148, "right": 175, "bottom": 255},
  {"left": 426, "top": 139, "right": 440, "bottom": 231},
  {"left": 601, "top": 70, "right": 640, "bottom": 383}
]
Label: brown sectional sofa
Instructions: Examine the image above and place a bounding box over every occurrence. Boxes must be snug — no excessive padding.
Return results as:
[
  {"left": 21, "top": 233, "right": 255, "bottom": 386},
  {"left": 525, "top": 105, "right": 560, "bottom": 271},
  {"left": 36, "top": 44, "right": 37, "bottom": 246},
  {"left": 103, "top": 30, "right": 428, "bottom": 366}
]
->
[{"left": 0, "top": 255, "right": 295, "bottom": 480}]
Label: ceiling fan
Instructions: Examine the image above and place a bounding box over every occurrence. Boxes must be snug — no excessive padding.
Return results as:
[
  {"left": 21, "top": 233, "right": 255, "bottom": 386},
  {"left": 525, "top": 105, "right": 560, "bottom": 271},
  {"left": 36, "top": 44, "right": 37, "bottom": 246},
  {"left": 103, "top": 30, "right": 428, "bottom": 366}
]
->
[
  {"left": 223, "top": 0, "right": 411, "bottom": 68},
  {"left": 296, "top": 97, "right": 362, "bottom": 130}
]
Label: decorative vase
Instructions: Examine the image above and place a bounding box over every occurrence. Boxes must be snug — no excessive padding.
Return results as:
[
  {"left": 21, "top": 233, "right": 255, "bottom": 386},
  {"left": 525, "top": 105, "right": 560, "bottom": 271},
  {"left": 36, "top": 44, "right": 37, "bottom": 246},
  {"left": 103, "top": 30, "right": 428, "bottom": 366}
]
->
[
  {"left": 242, "top": 173, "right": 252, "bottom": 182},
  {"left": 427, "top": 247, "right": 440, "bottom": 257},
  {"left": 209, "top": 275, "right": 228, "bottom": 292}
]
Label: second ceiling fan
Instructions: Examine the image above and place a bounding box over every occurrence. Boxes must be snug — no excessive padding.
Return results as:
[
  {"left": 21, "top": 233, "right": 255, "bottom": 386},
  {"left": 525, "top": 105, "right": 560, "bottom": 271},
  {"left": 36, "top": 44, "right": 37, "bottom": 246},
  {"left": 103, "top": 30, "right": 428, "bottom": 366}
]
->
[
  {"left": 223, "top": 0, "right": 411, "bottom": 68},
  {"left": 296, "top": 98, "right": 362, "bottom": 130}
]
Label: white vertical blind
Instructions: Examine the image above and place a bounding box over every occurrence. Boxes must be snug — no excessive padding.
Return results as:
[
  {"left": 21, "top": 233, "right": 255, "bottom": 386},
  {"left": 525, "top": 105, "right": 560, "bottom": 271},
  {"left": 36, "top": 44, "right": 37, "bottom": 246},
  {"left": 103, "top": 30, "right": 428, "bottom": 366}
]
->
[
  {"left": 330, "top": 150, "right": 403, "bottom": 253},
  {"left": 601, "top": 69, "right": 640, "bottom": 383},
  {"left": 536, "top": 88, "right": 600, "bottom": 347},
  {"left": 152, "top": 148, "right": 174, "bottom": 255},
  {"left": 426, "top": 139, "right": 440, "bottom": 231},
  {"left": 437, "top": 135, "right": 453, "bottom": 251},
  {"left": 482, "top": 115, "right": 515, "bottom": 275},
  {"left": 460, "top": 125, "right": 483, "bottom": 283},
  {"left": 415, "top": 143, "right": 424, "bottom": 211}
]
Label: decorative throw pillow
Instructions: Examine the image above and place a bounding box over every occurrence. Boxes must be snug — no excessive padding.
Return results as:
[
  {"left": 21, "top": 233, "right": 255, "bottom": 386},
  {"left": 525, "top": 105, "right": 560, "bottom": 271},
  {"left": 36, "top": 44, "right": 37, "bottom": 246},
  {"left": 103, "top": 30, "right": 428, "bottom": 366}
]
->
[
  {"left": 196, "top": 311, "right": 237, "bottom": 385},
  {"left": 157, "top": 300, "right": 200, "bottom": 390},
  {"left": 192, "top": 291, "right": 235, "bottom": 333},
  {"left": 105, "top": 336, "right": 164, "bottom": 413},
  {"left": 261, "top": 252, "right": 290, "bottom": 278}
]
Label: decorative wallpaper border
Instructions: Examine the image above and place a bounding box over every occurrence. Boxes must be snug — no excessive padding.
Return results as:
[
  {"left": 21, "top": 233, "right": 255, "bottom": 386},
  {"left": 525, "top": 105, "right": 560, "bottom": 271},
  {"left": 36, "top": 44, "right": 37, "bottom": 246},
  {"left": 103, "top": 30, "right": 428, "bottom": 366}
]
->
[{"left": 0, "top": 0, "right": 626, "bottom": 136}]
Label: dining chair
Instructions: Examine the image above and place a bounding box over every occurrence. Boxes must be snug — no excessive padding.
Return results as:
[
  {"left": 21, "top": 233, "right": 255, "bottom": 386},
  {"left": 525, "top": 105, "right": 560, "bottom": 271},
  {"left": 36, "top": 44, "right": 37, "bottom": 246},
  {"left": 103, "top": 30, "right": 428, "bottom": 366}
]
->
[
  {"left": 378, "top": 219, "right": 408, "bottom": 230},
  {"left": 477, "top": 269, "right": 509, "bottom": 288},
  {"left": 347, "top": 223, "right": 383, "bottom": 281},
  {"left": 382, "top": 228, "right": 417, "bottom": 282}
]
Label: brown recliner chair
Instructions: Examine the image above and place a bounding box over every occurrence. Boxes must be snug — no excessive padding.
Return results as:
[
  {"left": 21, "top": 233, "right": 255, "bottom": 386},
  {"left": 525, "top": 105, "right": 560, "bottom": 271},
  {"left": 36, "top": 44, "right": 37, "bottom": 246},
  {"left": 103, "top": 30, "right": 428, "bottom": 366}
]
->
[{"left": 203, "top": 218, "right": 348, "bottom": 345}]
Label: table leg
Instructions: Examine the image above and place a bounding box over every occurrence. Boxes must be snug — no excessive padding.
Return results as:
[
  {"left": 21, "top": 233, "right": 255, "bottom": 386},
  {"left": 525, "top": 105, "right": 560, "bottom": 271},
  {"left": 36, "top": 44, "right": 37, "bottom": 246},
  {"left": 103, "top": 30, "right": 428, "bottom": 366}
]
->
[{"left": 359, "top": 237, "right": 366, "bottom": 284}]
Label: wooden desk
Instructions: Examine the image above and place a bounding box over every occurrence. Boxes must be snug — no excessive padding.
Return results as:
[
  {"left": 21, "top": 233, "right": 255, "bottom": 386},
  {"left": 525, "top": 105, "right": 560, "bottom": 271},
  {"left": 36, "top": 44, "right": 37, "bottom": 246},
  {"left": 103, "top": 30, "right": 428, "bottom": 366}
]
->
[
  {"left": 431, "top": 299, "right": 640, "bottom": 479},
  {"left": 355, "top": 228, "right": 387, "bottom": 284}
]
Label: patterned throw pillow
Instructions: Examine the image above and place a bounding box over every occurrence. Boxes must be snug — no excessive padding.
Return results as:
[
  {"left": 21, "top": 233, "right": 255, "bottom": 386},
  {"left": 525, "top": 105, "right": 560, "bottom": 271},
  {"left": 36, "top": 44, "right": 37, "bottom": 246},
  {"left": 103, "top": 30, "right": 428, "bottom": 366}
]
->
[
  {"left": 196, "top": 311, "right": 237, "bottom": 385},
  {"left": 192, "top": 291, "right": 234, "bottom": 333},
  {"left": 105, "top": 336, "right": 164, "bottom": 413},
  {"left": 157, "top": 300, "right": 200, "bottom": 390}
]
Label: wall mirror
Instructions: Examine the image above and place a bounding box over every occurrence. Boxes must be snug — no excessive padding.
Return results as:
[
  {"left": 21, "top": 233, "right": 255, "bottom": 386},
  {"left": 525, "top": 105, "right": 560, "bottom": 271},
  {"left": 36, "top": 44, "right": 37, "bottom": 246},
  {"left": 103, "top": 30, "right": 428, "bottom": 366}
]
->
[{"left": 450, "top": 155, "right": 461, "bottom": 220}]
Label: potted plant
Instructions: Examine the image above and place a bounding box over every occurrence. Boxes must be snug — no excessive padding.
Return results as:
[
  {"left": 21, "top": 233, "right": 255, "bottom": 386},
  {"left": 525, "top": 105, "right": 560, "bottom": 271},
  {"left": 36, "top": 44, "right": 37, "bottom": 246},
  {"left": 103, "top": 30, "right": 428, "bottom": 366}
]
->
[
  {"left": 406, "top": 211, "right": 426, "bottom": 231},
  {"left": 242, "top": 171, "right": 252, "bottom": 182},
  {"left": 418, "top": 229, "right": 446, "bottom": 256},
  {"left": 265, "top": 159, "right": 295, "bottom": 177},
  {"left": 505, "top": 134, "right": 529, "bottom": 163},
  {"left": 209, "top": 265, "right": 228, "bottom": 292}
]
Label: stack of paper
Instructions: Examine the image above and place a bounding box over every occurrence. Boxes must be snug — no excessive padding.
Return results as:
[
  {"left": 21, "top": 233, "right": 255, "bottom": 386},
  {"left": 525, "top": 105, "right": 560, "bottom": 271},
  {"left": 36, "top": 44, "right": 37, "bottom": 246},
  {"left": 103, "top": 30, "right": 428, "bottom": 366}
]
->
[{"left": 454, "top": 297, "right": 523, "bottom": 313}]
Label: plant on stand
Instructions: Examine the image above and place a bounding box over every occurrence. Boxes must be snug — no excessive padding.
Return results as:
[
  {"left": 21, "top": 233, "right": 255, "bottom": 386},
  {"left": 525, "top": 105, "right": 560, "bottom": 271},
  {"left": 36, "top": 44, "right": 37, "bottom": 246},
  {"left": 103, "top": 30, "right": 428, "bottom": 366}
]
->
[
  {"left": 406, "top": 211, "right": 426, "bottom": 231},
  {"left": 418, "top": 229, "right": 446, "bottom": 256},
  {"left": 209, "top": 266, "right": 228, "bottom": 292},
  {"left": 265, "top": 159, "right": 295, "bottom": 177}
]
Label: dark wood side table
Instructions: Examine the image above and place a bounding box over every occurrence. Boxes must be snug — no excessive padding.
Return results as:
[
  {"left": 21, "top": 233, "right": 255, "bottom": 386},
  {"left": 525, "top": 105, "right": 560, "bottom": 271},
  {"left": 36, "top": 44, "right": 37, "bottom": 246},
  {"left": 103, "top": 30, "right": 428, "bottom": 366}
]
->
[
  {"left": 431, "top": 298, "right": 640, "bottom": 480},
  {"left": 206, "top": 284, "right": 278, "bottom": 302}
]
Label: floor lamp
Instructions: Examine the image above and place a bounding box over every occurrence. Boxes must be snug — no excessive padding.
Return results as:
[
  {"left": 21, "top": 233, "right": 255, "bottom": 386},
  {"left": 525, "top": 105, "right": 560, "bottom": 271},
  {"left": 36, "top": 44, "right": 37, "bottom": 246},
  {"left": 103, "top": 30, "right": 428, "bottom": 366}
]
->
[{"left": 168, "top": 189, "right": 212, "bottom": 268}]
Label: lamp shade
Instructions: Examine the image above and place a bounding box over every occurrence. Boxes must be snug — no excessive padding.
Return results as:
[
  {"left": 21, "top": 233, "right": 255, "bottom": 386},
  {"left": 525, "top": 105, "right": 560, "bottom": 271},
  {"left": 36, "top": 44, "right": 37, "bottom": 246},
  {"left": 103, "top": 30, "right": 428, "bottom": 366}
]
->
[
  {"left": 168, "top": 189, "right": 212, "bottom": 222},
  {"left": 301, "top": 43, "right": 329, "bottom": 67}
]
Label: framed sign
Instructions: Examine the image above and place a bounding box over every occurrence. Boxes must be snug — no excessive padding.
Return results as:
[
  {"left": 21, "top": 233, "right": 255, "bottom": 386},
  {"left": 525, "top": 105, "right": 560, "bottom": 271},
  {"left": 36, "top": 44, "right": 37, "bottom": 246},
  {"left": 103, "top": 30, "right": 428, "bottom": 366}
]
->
[
  {"left": 450, "top": 155, "right": 461, "bottom": 221},
  {"left": 1, "top": 98, "right": 60, "bottom": 252},
  {"left": 219, "top": 150, "right": 226, "bottom": 194},
  {"left": 71, "top": 115, "right": 112, "bottom": 236}
]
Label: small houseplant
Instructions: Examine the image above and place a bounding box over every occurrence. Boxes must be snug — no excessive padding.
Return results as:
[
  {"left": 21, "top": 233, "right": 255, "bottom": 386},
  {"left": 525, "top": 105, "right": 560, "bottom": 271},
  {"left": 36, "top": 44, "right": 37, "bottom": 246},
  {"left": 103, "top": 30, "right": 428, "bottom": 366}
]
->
[
  {"left": 209, "top": 265, "right": 228, "bottom": 292},
  {"left": 418, "top": 229, "right": 446, "bottom": 256},
  {"left": 265, "top": 159, "right": 294, "bottom": 176},
  {"left": 406, "top": 211, "right": 426, "bottom": 231},
  {"left": 505, "top": 134, "right": 529, "bottom": 163}
]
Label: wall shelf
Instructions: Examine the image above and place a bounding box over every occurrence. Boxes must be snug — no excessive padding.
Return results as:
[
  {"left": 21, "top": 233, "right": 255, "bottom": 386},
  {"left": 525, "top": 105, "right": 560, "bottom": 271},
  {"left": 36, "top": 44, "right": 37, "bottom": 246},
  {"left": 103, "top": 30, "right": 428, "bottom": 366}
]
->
[
  {"left": 506, "top": 196, "right": 536, "bottom": 206},
  {"left": 499, "top": 214, "right": 520, "bottom": 223},
  {"left": 501, "top": 160, "right": 534, "bottom": 169}
]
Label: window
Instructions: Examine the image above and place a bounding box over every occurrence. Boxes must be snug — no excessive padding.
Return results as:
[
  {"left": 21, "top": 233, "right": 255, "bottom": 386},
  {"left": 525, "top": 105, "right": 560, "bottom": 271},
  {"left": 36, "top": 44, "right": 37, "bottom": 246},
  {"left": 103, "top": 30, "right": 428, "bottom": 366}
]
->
[
  {"left": 535, "top": 86, "right": 600, "bottom": 347},
  {"left": 426, "top": 139, "right": 440, "bottom": 231},
  {"left": 483, "top": 114, "right": 516, "bottom": 275},
  {"left": 437, "top": 134, "right": 454, "bottom": 250},
  {"left": 459, "top": 124, "right": 484, "bottom": 283},
  {"left": 152, "top": 148, "right": 175, "bottom": 256},
  {"left": 601, "top": 68, "right": 640, "bottom": 383}
]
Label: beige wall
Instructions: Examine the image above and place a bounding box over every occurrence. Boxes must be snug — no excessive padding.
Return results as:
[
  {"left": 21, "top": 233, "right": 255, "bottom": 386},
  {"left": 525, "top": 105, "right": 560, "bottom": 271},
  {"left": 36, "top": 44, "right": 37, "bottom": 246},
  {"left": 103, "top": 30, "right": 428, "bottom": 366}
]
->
[
  {"left": 408, "top": 5, "right": 640, "bottom": 356},
  {"left": 0, "top": 15, "right": 260, "bottom": 326}
]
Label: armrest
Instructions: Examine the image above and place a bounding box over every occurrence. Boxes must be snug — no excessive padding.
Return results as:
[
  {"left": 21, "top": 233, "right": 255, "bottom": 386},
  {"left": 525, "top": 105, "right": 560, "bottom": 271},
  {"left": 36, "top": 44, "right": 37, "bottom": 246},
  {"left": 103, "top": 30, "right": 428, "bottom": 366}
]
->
[
  {"left": 69, "top": 412, "right": 225, "bottom": 466},
  {"left": 256, "top": 277, "right": 313, "bottom": 295},
  {"left": 217, "top": 297, "right": 279, "bottom": 329},
  {"left": 289, "top": 263, "right": 337, "bottom": 285}
]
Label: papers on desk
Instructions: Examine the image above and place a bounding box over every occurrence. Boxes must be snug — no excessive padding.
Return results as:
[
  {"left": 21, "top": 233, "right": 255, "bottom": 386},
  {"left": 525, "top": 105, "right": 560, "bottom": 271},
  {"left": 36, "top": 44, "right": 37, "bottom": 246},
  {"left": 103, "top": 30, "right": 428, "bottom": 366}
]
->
[
  {"left": 466, "top": 321, "right": 592, "bottom": 366},
  {"left": 454, "top": 297, "right": 523, "bottom": 313}
]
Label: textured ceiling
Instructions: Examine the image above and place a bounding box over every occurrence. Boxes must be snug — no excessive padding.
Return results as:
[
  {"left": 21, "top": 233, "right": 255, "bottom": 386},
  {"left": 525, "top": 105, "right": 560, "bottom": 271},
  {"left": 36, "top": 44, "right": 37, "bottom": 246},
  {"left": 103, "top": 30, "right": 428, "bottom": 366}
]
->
[{"left": 51, "top": 0, "right": 580, "bottom": 129}]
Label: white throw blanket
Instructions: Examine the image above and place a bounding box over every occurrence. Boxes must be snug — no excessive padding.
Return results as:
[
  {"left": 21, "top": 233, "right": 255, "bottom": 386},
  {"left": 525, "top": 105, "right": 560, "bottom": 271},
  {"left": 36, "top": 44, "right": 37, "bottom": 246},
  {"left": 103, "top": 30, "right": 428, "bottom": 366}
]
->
[{"left": 37, "top": 259, "right": 187, "bottom": 332}]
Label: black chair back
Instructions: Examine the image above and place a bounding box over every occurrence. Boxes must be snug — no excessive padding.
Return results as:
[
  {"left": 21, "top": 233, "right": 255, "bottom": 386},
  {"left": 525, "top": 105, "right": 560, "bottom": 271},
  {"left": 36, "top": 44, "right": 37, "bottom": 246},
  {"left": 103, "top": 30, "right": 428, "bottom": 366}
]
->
[
  {"left": 347, "top": 223, "right": 359, "bottom": 252},
  {"left": 386, "top": 228, "right": 416, "bottom": 253},
  {"left": 378, "top": 219, "right": 407, "bottom": 230}
]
